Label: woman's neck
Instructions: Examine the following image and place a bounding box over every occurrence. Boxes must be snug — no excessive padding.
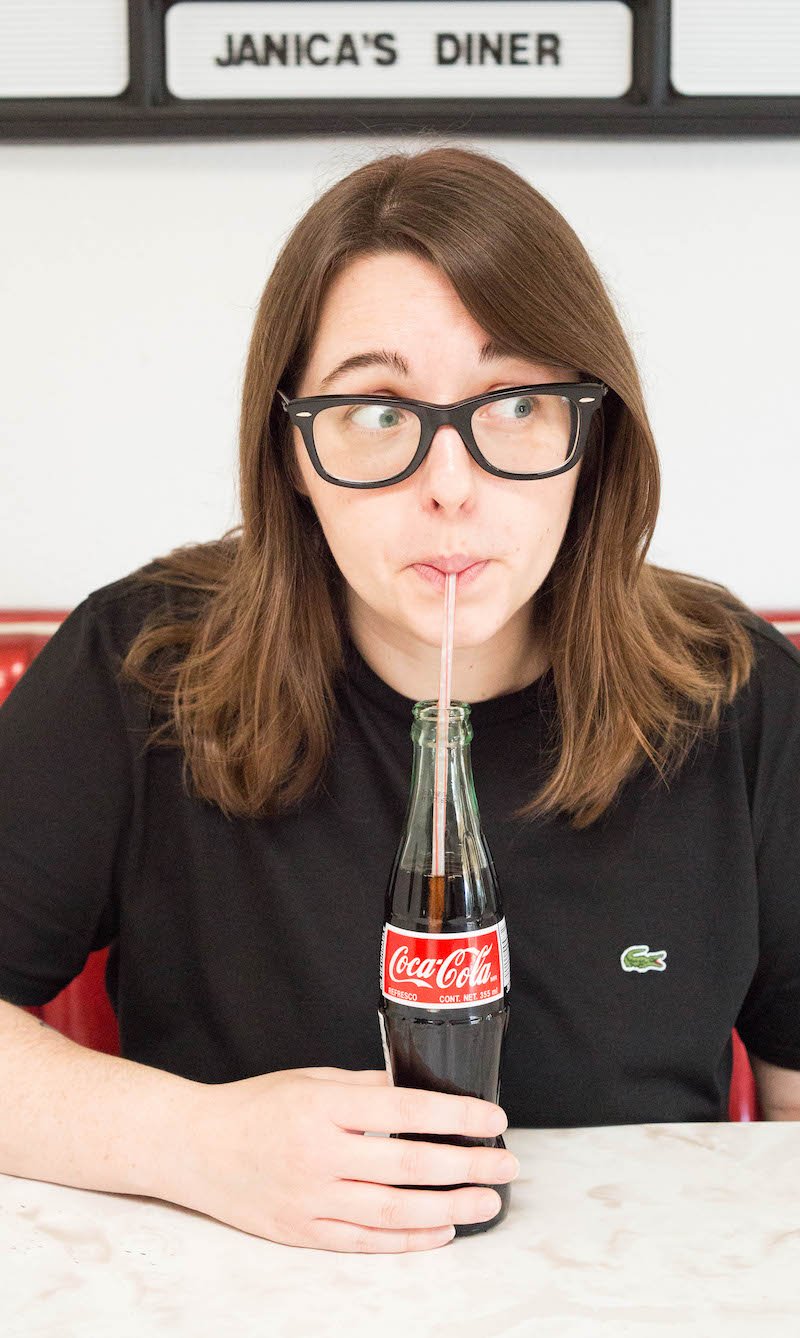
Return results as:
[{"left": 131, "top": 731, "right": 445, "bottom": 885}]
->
[{"left": 346, "top": 593, "right": 549, "bottom": 703}]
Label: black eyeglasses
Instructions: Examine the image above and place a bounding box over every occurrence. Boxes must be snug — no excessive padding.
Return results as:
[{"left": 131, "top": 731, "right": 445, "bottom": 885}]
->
[{"left": 277, "top": 382, "right": 608, "bottom": 489}]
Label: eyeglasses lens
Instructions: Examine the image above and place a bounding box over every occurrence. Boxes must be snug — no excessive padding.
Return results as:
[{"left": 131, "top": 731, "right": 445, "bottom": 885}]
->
[
  {"left": 313, "top": 401, "right": 419, "bottom": 484},
  {"left": 472, "top": 392, "right": 575, "bottom": 475}
]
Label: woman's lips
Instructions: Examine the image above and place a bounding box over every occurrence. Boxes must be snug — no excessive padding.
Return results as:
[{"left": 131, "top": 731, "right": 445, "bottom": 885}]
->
[{"left": 411, "top": 560, "right": 489, "bottom": 590}]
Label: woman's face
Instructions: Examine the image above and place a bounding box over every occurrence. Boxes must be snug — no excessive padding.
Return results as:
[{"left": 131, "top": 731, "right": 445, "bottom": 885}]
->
[{"left": 291, "top": 252, "right": 582, "bottom": 655}]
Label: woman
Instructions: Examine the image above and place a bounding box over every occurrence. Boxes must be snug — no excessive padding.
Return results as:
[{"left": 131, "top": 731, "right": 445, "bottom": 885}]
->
[{"left": 1, "top": 146, "right": 798, "bottom": 1255}]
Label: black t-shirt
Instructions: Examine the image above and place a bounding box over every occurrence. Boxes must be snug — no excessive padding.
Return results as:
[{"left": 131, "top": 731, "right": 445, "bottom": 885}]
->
[{"left": 1, "top": 570, "right": 799, "bottom": 1127}]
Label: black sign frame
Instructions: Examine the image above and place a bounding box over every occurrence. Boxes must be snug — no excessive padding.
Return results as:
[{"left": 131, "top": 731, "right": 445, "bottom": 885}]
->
[{"left": 1, "top": 0, "right": 799, "bottom": 140}]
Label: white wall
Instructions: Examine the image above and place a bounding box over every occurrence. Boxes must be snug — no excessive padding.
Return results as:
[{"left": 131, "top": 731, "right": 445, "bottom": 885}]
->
[{"left": 1, "top": 133, "right": 798, "bottom": 611}]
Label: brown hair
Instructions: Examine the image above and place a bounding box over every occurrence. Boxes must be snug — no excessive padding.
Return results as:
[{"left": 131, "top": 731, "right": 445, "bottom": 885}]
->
[{"left": 120, "top": 145, "right": 754, "bottom": 829}]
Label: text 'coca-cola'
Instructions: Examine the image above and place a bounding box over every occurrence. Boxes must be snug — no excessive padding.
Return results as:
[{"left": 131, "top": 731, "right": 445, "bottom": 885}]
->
[{"left": 380, "top": 920, "right": 509, "bottom": 1009}]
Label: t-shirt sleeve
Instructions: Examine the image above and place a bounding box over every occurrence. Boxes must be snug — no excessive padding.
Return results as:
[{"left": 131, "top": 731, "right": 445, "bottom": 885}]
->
[
  {"left": 0, "top": 596, "right": 132, "bottom": 1006},
  {"left": 735, "top": 625, "right": 800, "bottom": 1069}
]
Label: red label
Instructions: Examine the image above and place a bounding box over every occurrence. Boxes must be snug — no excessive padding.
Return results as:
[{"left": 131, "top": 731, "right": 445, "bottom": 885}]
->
[{"left": 380, "top": 920, "right": 508, "bottom": 1009}]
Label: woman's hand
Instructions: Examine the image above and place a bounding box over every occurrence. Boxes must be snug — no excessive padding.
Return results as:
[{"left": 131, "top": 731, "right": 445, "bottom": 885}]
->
[{"left": 169, "top": 1065, "right": 517, "bottom": 1253}]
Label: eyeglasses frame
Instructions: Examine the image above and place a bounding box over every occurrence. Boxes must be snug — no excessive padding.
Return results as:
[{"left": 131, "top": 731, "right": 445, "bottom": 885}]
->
[{"left": 277, "top": 381, "right": 609, "bottom": 488}]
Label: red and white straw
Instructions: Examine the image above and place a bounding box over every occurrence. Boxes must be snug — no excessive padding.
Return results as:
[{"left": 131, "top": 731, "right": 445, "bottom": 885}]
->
[{"left": 432, "top": 573, "right": 457, "bottom": 877}]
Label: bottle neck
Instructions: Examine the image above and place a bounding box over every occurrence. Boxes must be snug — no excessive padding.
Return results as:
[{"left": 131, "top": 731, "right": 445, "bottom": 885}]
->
[{"left": 398, "top": 702, "right": 484, "bottom": 874}]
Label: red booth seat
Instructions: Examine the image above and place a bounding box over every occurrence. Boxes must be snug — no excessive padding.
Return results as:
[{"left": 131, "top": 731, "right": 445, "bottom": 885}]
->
[{"left": 3, "top": 607, "right": 800, "bottom": 1111}]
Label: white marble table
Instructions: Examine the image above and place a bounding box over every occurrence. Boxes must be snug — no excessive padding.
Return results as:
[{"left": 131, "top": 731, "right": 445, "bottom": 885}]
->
[{"left": 1, "top": 1123, "right": 798, "bottom": 1338}]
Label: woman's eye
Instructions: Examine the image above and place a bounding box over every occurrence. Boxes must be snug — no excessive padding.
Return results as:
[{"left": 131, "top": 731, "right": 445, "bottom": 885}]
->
[
  {"left": 348, "top": 404, "right": 405, "bottom": 430},
  {"left": 489, "top": 395, "right": 535, "bottom": 420}
]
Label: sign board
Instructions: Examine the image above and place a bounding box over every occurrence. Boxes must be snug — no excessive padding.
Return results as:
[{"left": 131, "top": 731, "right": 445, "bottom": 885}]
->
[
  {"left": 672, "top": 0, "right": 800, "bottom": 97},
  {"left": 165, "top": 2, "right": 632, "bottom": 100},
  {"left": 1, "top": 0, "right": 798, "bottom": 139},
  {"left": 0, "top": 0, "right": 129, "bottom": 98}
]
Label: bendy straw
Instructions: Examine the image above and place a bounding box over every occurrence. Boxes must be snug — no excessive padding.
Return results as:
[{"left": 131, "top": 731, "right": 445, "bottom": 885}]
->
[{"left": 430, "top": 573, "right": 457, "bottom": 928}]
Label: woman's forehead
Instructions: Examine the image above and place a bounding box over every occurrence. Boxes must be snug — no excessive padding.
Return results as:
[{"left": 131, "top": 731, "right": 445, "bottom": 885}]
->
[
  {"left": 307, "top": 257, "right": 575, "bottom": 385},
  {"left": 316, "top": 255, "right": 465, "bottom": 334}
]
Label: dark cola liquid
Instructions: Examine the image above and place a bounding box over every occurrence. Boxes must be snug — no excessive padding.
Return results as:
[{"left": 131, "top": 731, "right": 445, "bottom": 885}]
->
[{"left": 380, "top": 866, "right": 510, "bottom": 1237}]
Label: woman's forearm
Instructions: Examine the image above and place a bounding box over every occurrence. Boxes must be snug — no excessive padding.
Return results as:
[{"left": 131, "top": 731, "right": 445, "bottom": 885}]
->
[{"left": 0, "top": 998, "right": 201, "bottom": 1202}]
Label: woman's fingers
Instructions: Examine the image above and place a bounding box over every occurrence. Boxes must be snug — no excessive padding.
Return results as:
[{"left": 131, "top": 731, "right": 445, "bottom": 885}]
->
[
  {"left": 345, "top": 1128, "right": 515, "bottom": 1187},
  {"left": 294, "top": 1067, "right": 391, "bottom": 1086},
  {"left": 326, "top": 1179, "right": 502, "bottom": 1230},
  {"left": 306, "top": 1220, "right": 457, "bottom": 1254},
  {"left": 322, "top": 1080, "right": 506, "bottom": 1138}
]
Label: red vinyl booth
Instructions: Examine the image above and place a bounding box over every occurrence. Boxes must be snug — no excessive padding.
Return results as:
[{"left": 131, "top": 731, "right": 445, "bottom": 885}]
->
[{"left": 3, "top": 606, "right": 800, "bottom": 1116}]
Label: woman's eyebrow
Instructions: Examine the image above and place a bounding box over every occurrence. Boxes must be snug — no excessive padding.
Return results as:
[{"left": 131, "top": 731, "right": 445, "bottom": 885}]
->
[
  {"left": 319, "top": 349, "right": 408, "bottom": 390},
  {"left": 317, "top": 339, "right": 533, "bottom": 391}
]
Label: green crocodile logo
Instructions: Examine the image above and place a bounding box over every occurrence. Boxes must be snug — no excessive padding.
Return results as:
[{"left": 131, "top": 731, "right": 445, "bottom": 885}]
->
[{"left": 620, "top": 944, "right": 667, "bottom": 973}]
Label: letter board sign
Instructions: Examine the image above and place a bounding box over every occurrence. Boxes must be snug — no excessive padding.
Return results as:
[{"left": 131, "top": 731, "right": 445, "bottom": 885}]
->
[{"left": 1, "top": 0, "right": 799, "bottom": 138}]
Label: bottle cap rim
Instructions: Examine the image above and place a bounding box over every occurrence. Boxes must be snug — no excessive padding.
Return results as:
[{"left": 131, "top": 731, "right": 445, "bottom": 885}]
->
[{"left": 413, "top": 700, "right": 471, "bottom": 720}]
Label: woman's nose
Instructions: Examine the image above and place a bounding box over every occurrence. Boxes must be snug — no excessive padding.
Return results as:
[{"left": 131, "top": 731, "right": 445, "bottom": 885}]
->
[{"left": 417, "top": 425, "right": 479, "bottom": 509}]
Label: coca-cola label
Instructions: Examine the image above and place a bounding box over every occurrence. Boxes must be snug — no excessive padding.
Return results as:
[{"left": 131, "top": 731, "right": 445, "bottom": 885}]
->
[{"left": 380, "top": 919, "right": 509, "bottom": 1009}]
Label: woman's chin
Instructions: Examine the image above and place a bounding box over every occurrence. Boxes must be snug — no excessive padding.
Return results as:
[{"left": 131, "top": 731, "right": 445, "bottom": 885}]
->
[{"left": 401, "top": 599, "right": 503, "bottom": 651}]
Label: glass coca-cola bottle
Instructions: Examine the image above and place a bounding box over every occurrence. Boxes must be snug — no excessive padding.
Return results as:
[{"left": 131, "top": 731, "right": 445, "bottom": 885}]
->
[{"left": 378, "top": 700, "right": 511, "bottom": 1235}]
